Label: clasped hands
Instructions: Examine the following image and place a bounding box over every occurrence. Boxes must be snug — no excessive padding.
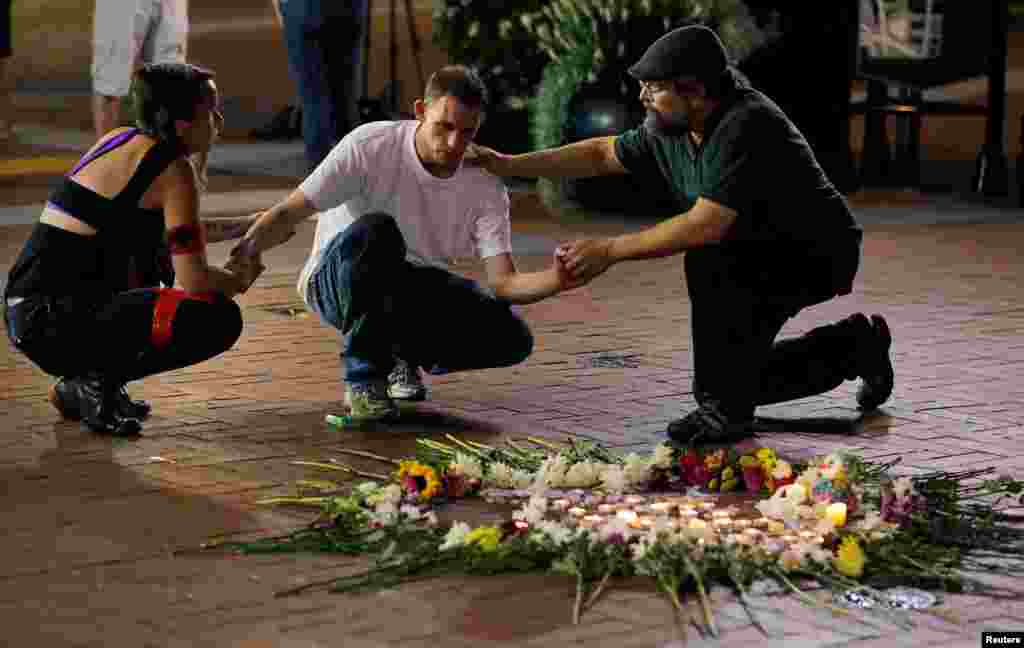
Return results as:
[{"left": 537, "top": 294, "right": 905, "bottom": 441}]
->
[{"left": 553, "top": 238, "right": 614, "bottom": 289}]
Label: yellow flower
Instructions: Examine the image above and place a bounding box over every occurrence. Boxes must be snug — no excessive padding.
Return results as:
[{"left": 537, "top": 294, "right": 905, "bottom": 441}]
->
[
  {"left": 756, "top": 448, "right": 777, "bottom": 471},
  {"left": 722, "top": 466, "right": 735, "bottom": 481},
  {"left": 396, "top": 460, "right": 442, "bottom": 501},
  {"left": 721, "top": 478, "right": 739, "bottom": 492},
  {"left": 465, "top": 526, "right": 502, "bottom": 552},
  {"left": 708, "top": 478, "right": 719, "bottom": 491},
  {"left": 834, "top": 536, "right": 866, "bottom": 578}
]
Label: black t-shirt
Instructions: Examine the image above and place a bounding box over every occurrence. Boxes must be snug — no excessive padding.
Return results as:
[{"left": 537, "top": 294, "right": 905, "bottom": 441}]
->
[{"left": 614, "top": 77, "right": 859, "bottom": 246}]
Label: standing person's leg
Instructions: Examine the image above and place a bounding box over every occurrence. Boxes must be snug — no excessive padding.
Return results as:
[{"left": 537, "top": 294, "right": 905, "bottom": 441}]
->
[
  {"left": 320, "top": 0, "right": 368, "bottom": 138},
  {"left": 307, "top": 212, "right": 409, "bottom": 419},
  {"left": 280, "top": 0, "right": 336, "bottom": 169},
  {"left": 91, "top": 0, "right": 157, "bottom": 138},
  {"left": 0, "top": 0, "right": 13, "bottom": 140}
]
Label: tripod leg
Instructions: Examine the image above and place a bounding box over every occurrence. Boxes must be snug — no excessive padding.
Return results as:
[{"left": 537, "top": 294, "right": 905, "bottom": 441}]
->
[{"left": 401, "top": 0, "right": 426, "bottom": 91}]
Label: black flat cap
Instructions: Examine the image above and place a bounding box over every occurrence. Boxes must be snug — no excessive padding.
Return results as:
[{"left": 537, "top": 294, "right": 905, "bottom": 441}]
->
[{"left": 628, "top": 25, "right": 728, "bottom": 81}]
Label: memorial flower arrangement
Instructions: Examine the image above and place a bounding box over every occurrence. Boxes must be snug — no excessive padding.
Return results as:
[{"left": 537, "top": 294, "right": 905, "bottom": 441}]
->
[{"left": 219, "top": 436, "right": 1024, "bottom": 633}]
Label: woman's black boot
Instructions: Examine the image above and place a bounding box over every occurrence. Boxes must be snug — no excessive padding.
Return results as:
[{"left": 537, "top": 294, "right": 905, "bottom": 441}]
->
[
  {"left": 115, "top": 384, "right": 152, "bottom": 419},
  {"left": 78, "top": 376, "right": 142, "bottom": 436}
]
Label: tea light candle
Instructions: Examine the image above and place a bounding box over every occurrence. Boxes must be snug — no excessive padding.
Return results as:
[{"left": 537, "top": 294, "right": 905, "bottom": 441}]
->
[
  {"left": 742, "top": 528, "right": 764, "bottom": 541},
  {"left": 629, "top": 516, "right": 655, "bottom": 530},
  {"left": 650, "top": 501, "right": 674, "bottom": 515},
  {"left": 798, "top": 530, "right": 817, "bottom": 543},
  {"left": 697, "top": 501, "right": 716, "bottom": 511},
  {"left": 552, "top": 499, "right": 572, "bottom": 511},
  {"left": 678, "top": 508, "right": 699, "bottom": 520},
  {"left": 767, "top": 521, "right": 786, "bottom": 535},
  {"left": 711, "top": 509, "right": 731, "bottom": 518},
  {"left": 617, "top": 510, "right": 639, "bottom": 523},
  {"left": 753, "top": 517, "right": 772, "bottom": 529},
  {"left": 825, "top": 502, "right": 847, "bottom": 527},
  {"left": 624, "top": 495, "right": 646, "bottom": 506},
  {"left": 580, "top": 515, "right": 605, "bottom": 529},
  {"left": 780, "top": 534, "right": 799, "bottom": 545},
  {"left": 712, "top": 517, "right": 734, "bottom": 529},
  {"left": 597, "top": 504, "right": 616, "bottom": 515},
  {"left": 732, "top": 519, "right": 752, "bottom": 530},
  {"left": 633, "top": 504, "right": 653, "bottom": 515},
  {"left": 567, "top": 506, "right": 587, "bottom": 518},
  {"left": 688, "top": 518, "right": 708, "bottom": 530}
]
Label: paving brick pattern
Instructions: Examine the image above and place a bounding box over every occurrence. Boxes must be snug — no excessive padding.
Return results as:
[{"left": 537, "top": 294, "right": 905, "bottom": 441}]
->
[{"left": 2, "top": 203, "right": 1024, "bottom": 646}]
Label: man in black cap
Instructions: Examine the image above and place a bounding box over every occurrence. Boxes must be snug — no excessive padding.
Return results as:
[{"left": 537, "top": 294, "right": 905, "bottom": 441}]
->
[{"left": 470, "top": 25, "right": 894, "bottom": 444}]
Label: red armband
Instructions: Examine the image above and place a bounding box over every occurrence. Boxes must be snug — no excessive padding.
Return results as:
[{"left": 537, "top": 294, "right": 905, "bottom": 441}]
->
[{"left": 166, "top": 223, "right": 206, "bottom": 255}]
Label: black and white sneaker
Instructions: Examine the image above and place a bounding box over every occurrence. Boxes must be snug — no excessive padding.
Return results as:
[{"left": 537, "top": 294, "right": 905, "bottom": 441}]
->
[{"left": 387, "top": 359, "right": 427, "bottom": 401}]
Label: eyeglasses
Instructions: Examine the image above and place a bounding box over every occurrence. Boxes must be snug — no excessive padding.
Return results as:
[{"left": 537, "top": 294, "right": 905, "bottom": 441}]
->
[{"left": 639, "top": 81, "right": 672, "bottom": 97}]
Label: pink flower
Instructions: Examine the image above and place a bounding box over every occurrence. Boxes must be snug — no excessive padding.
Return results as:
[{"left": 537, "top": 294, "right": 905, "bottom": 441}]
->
[{"left": 742, "top": 465, "right": 765, "bottom": 493}]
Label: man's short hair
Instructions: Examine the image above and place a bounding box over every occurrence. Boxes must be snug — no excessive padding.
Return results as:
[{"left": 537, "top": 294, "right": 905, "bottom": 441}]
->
[{"left": 423, "top": 65, "right": 489, "bottom": 112}]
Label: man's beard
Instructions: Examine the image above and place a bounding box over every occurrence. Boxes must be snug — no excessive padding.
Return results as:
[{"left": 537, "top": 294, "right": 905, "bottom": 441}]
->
[{"left": 643, "top": 109, "right": 689, "bottom": 137}]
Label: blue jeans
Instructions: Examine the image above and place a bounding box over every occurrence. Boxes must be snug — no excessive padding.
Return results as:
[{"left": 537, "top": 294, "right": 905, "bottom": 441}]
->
[
  {"left": 308, "top": 213, "right": 534, "bottom": 386},
  {"left": 279, "top": 0, "right": 368, "bottom": 169}
]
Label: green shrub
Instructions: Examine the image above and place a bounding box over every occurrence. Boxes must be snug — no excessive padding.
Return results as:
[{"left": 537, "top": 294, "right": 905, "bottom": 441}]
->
[{"left": 524, "top": 0, "right": 770, "bottom": 150}]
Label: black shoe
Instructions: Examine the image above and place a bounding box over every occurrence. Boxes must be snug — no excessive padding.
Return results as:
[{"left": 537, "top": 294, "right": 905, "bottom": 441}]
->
[
  {"left": 666, "top": 402, "right": 753, "bottom": 446},
  {"left": 48, "top": 378, "right": 83, "bottom": 420},
  {"left": 250, "top": 105, "right": 301, "bottom": 140},
  {"left": 116, "top": 384, "right": 152, "bottom": 419},
  {"left": 856, "top": 314, "right": 894, "bottom": 411},
  {"left": 76, "top": 377, "right": 142, "bottom": 436}
]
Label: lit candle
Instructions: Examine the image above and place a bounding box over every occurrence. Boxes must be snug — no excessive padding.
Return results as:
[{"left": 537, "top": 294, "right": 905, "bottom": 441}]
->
[
  {"left": 743, "top": 528, "right": 764, "bottom": 541},
  {"left": 732, "top": 519, "right": 752, "bottom": 530},
  {"left": 678, "top": 508, "right": 698, "bottom": 521},
  {"left": 825, "top": 502, "right": 847, "bottom": 527},
  {"left": 580, "top": 515, "right": 605, "bottom": 529},
  {"left": 624, "top": 495, "right": 645, "bottom": 506},
  {"left": 767, "top": 521, "right": 786, "bottom": 535},
  {"left": 567, "top": 506, "right": 587, "bottom": 518},
  {"left": 688, "top": 518, "right": 708, "bottom": 530},
  {"left": 633, "top": 504, "right": 653, "bottom": 515},
  {"left": 798, "top": 531, "right": 817, "bottom": 543},
  {"left": 597, "top": 504, "right": 616, "bottom": 514},
  {"left": 697, "top": 502, "right": 716, "bottom": 511},
  {"left": 552, "top": 499, "right": 572, "bottom": 511},
  {"left": 617, "top": 510, "right": 638, "bottom": 523},
  {"left": 712, "top": 517, "right": 733, "bottom": 529},
  {"left": 629, "top": 516, "right": 655, "bottom": 530},
  {"left": 753, "top": 517, "right": 772, "bottom": 529},
  {"left": 711, "top": 510, "right": 731, "bottom": 518},
  {"left": 650, "top": 501, "right": 674, "bottom": 515},
  {"left": 781, "top": 534, "right": 799, "bottom": 544}
]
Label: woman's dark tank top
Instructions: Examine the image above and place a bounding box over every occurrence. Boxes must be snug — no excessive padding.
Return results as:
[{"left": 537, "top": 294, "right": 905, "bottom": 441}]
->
[{"left": 5, "top": 129, "right": 182, "bottom": 300}]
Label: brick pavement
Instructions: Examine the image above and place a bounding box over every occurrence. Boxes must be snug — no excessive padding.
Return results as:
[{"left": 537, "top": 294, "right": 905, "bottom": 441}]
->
[{"left": 1, "top": 191, "right": 1023, "bottom": 645}]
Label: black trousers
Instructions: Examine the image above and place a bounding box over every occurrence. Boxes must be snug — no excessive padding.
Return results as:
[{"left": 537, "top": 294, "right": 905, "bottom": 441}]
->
[
  {"left": 4, "top": 288, "right": 242, "bottom": 386},
  {"left": 684, "top": 233, "right": 864, "bottom": 420}
]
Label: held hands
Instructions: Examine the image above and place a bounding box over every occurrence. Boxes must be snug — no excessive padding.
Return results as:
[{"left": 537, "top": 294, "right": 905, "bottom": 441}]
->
[
  {"left": 224, "top": 248, "right": 264, "bottom": 294},
  {"left": 464, "top": 143, "right": 502, "bottom": 174},
  {"left": 555, "top": 238, "right": 615, "bottom": 286}
]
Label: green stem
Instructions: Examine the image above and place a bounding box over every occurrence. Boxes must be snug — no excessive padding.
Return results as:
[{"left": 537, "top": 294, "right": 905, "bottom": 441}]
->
[
  {"left": 583, "top": 568, "right": 613, "bottom": 611},
  {"left": 332, "top": 448, "right": 401, "bottom": 466},
  {"left": 682, "top": 554, "right": 718, "bottom": 637},
  {"left": 773, "top": 569, "right": 848, "bottom": 616},
  {"left": 573, "top": 572, "right": 585, "bottom": 625},
  {"left": 732, "top": 577, "right": 771, "bottom": 637}
]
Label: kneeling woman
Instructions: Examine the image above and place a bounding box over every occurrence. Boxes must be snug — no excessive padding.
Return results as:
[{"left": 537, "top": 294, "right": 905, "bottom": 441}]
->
[{"left": 3, "top": 63, "right": 260, "bottom": 435}]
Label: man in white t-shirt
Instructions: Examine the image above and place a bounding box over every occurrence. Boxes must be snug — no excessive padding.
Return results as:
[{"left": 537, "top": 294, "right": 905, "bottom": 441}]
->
[{"left": 235, "top": 66, "right": 582, "bottom": 420}]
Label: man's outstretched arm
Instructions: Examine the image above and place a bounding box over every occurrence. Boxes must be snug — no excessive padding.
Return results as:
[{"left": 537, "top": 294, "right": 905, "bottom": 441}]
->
[
  {"left": 483, "top": 251, "right": 585, "bottom": 305},
  {"left": 469, "top": 136, "right": 628, "bottom": 179}
]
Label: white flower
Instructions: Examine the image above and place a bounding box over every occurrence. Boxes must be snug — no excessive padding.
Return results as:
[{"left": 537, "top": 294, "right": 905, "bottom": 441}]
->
[
  {"left": 514, "top": 495, "right": 549, "bottom": 524},
  {"left": 488, "top": 462, "right": 514, "bottom": 488},
  {"left": 651, "top": 444, "right": 674, "bottom": 469},
  {"left": 511, "top": 469, "right": 534, "bottom": 489},
  {"left": 440, "top": 521, "right": 472, "bottom": 551},
  {"left": 424, "top": 511, "right": 439, "bottom": 527},
  {"left": 598, "top": 517, "right": 632, "bottom": 543},
  {"left": 600, "top": 464, "right": 628, "bottom": 493},
  {"left": 354, "top": 481, "right": 380, "bottom": 498},
  {"left": 453, "top": 453, "right": 484, "bottom": 481},
  {"left": 535, "top": 456, "right": 570, "bottom": 489},
  {"left": 892, "top": 476, "right": 915, "bottom": 498},
  {"left": 818, "top": 453, "right": 845, "bottom": 480},
  {"left": 534, "top": 520, "right": 574, "bottom": 547},
  {"left": 854, "top": 510, "right": 885, "bottom": 533},
  {"left": 399, "top": 504, "right": 423, "bottom": 520},
  {"left": 367, "top": 484, "right": 403, "bottom": 507},
  {"left": 563, "top": 462, "right": 603, "bottom": 488},
  {"left": 623, "top": 453, "right": 651, "bottom": 485},
  {"left": 772, "top": 459, "right": 794, "bottom": 480}
]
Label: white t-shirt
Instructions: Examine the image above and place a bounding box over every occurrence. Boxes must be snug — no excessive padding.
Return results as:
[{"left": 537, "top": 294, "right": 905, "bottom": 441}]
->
[{"left": 296, "top": 120, "right": 512, "bottom": 306}]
